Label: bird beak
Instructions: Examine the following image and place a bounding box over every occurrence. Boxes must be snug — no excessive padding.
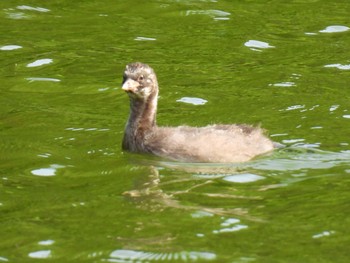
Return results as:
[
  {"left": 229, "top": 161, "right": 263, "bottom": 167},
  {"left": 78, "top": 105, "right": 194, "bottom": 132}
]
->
[{"left": 122, "top": 79, "right": 139, "bottom": 93}]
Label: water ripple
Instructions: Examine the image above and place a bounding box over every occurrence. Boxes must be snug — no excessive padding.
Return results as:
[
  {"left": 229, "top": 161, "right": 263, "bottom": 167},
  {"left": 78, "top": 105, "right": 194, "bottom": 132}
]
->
[
  {"left": 249, "top": 149, "right": 350, "bottom": 171},
  {"left": 108, "top": 249, "right": 216, "bottom": 262}
]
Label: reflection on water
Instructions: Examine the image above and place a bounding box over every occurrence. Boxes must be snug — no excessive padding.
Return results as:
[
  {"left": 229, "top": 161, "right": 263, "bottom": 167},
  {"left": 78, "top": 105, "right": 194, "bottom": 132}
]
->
[
  {"left": 123, "top": 163, "right": 258, "bottom": 221},
  {"left": 119, "top": 146, "right": 350, "bottom": 262},
  {"left": 123, "top": 146, "right": 350, "bottom": 216}
]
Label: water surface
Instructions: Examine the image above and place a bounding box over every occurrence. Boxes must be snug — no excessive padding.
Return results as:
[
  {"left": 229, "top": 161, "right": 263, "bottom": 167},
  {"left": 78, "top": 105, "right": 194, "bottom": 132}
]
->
[{"left": 1, "top": 0, "right": 350, "bottom": 262}]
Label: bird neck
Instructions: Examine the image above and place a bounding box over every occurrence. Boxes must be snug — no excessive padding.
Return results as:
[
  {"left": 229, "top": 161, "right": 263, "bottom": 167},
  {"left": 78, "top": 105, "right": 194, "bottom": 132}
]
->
[{"left": 126, "top": 90, "right": 158, "bottom": 134}]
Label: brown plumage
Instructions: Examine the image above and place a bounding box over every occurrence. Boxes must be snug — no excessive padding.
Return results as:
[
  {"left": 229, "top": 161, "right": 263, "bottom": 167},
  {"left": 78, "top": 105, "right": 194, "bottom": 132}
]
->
[{"left": 121, "top": 62, "right": 276, "bottom": 163}]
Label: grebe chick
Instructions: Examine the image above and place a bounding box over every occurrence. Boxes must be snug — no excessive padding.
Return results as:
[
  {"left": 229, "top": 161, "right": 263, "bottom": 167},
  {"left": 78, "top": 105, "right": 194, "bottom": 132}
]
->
[{"left": 121, "top": 62, "right": 276, "bottom": 163}]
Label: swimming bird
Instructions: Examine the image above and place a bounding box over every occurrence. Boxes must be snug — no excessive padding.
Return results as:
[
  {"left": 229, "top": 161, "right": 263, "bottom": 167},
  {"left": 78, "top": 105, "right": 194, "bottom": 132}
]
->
[{"left": 121, "top": 62, "right": 276, "bottom": 163}]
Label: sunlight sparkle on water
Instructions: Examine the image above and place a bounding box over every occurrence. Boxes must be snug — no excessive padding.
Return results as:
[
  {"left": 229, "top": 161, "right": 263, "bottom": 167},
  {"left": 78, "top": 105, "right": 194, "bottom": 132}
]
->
[
  {"left": 27, "top": 58, "right": 53, "bottom": 68},
  {"left": 270, "top": 82, "right": 296, "bottom": 87},
  {"left": 213, "top": 224, "right": 248, "bottom": 233},
  {"left": 319, "top": 25, "right": 349, "bottom": 33},
  {"left": 221, "top": 218, "right": 240, "bottom": 226},
  {"left": 223, "top": 173, "right": 264, "bottom": 183},
  {"left": 185, "top": 9, "right": 230, "bottom": 20},
  {"left": 31, "top": 164, "right": 65, "bottom": 177},
  {"left": 26, "top": 77, "right": 61, "bottom": 82},
  {"left": 0, "top": 256, "right": 9, "bottom": 262},
  {"left": 38, "top": 240, "right": 55, "bottom": 246},
  {"left": 213, "top": 217, "right": 248, "bottom": 234},
  {"left": 176, "top": 97, "right": 208, "bottom": 105},
  {"left": 244, "top": 40, "right": 275, "bottom": 50},
  {"left": 0, "top": 45, "right": 22, "bottom": 51},
  {"left": 324, "top": 63, "right": 350, "bottom": 70},
  {"left": 17, "top": 5, "right": 50, "bottom": 12},
  {"left": 312, "top": 230, "right": 335, "bottom": 239},
  {"left": 28, "top": 250, "right": 51, "bottom": 259},
  {"left": 191, "top": 211, "right": 214, "bottom": 218},
  {"left": 134, "top": 36, "right": 156, "bottom": 41}
]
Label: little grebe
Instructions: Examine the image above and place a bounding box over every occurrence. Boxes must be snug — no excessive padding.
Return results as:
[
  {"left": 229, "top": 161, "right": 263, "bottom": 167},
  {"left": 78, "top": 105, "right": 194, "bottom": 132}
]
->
[{"left": 122, "top": 62, "right": 276, "bottom": 163}]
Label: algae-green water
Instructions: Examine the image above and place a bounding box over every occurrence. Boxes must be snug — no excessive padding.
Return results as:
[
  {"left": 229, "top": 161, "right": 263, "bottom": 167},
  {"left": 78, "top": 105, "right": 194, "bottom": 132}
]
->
[{"left": 1, "top": 1, "right": 350, "bottom": 262}]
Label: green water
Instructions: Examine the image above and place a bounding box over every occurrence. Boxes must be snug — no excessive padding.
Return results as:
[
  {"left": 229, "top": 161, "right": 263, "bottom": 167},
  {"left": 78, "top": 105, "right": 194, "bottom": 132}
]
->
[{"left": 1, "top": 0, "right": 350, "bottom": 262}]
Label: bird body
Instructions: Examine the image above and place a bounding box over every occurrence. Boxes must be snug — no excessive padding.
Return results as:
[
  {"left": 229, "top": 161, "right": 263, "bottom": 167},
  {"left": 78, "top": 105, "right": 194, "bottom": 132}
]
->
[{"left": 122, "top": 62, "right": 275, "bottom": 163}]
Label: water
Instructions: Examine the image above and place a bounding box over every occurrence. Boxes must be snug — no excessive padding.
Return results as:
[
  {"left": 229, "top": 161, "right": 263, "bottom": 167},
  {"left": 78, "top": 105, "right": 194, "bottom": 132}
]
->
[{"left": 1, "top": 0, "right": 350, "bottom": 262}]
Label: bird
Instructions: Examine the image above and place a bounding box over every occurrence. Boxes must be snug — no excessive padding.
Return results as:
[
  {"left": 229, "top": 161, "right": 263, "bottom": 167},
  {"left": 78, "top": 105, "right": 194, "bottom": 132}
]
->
[{"left": 121, "top": 62, "right": 277, "bottom": 163}]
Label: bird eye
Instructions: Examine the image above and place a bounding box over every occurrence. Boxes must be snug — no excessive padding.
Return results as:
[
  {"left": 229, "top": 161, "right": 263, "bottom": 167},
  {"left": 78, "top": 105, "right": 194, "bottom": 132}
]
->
[{"left": 138, "top": 75, "right": 144, "bottom": 81}]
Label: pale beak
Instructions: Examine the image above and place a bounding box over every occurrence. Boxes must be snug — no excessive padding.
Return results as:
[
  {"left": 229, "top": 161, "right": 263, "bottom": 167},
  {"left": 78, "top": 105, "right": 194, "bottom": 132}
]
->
[{"left": 122, "top": 79, "right": 139, "bottom": 93}]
